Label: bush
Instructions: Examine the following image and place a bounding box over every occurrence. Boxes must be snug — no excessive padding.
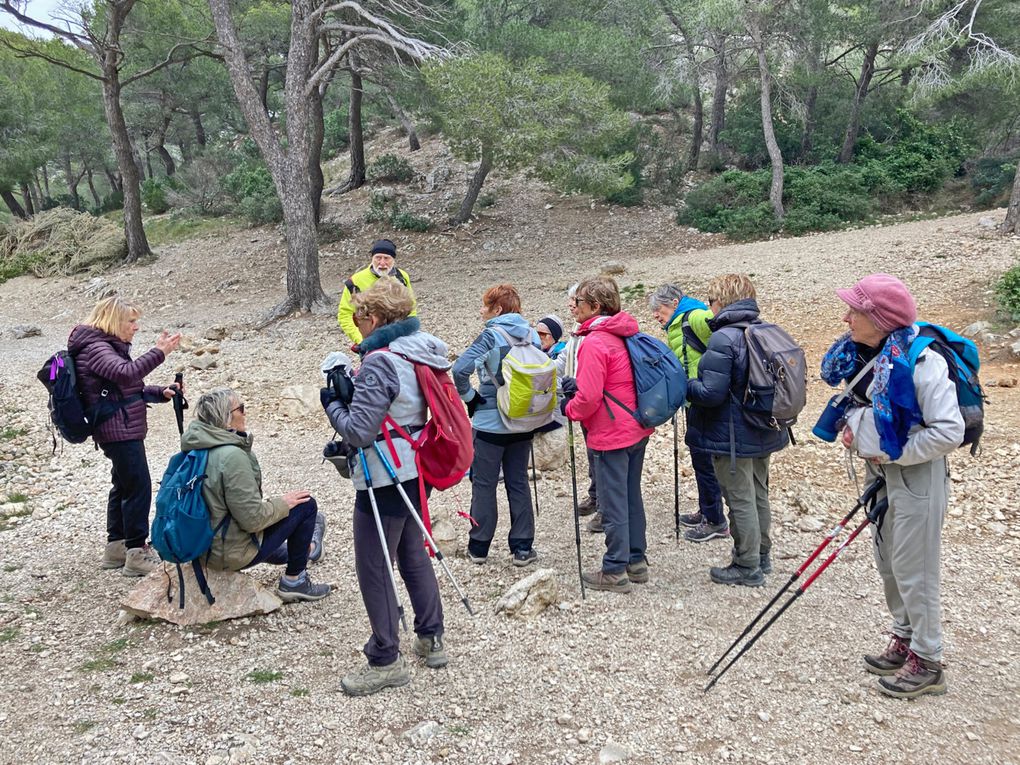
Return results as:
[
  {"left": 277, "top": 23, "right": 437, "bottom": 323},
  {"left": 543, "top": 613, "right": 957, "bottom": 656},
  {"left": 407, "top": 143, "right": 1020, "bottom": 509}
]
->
[
  {"left": 857, "top": 111, "right": 972, "bottom": 193},
  {"left": 970, "top": 156, "right": 1017, "bottom": 208},
  {"left": 222, "top": 157, "right": 282, "bottom": 225},
  {"left": 141, "top": 179, "right": 170, "bottom": 214},
  {"left": 996, "top": 264, "right": 1020, "bottom": 320},
  {"left": 367, "top": 154, "right": 415, "bottom": 184},
  {"left": 363, "top": 190, "right": 432, "bottom": 231},
  {"left": 676, "top": 169, "right": 773, "bottom": 236},
  {"left": 391, "top": 209, "right": 433, "bottom": 232},
  {"left": 322, "top": 107, "right": 350, "bottom": 159}
]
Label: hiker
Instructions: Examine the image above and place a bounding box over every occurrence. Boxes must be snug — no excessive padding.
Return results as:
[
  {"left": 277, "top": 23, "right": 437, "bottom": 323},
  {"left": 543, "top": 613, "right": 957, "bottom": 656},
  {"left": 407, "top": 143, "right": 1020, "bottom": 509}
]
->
[
  {"left": 558, "top": 286, "right": 599, "bottom": 522},
  {"left": 452, "top": 283, "right": 540, "bottom": 567},
  {"left": 337, "top": 238, "right": 416, "bottom": 349},
  {"left": 322, "top": 277, "right": 449, "bottom": 696},
  {"left": 181, "top": 388, "right": 330, "bottom": 602},
  {"left": 826, "top": 273, "right": 963, "bottom": 698},
  {"left": 68, "top": 295, "right": 181, "bottom": 576},
  {"left": 560, "top": 275, "right": 654, "bottom": 592},
  {"left": 535, "top": 314, "right": 566, "bottom": 358},
  {"left": 650, "top": 284, "right": 727, "bottom": 544},
  {"left": 686, "top": 274, "right": 788, "bottom": 587}
]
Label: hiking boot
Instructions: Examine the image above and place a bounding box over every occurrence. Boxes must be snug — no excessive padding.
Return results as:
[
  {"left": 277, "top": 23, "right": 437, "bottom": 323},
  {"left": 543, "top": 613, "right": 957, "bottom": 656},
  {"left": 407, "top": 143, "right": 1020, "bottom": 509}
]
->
[
  {"left": 878, "top": 651, "right": 947, "bottom": 699},
  {"left": 759, "top": 552, "right": 772, "bottom": 575},
  {"left": 586, "top": 512, "right": 604, "bottom": 534},
  {"left": 625, "top": 559, "right": 649, "bottom": 584},
  {"left": 577, "top": 496, "right": 598, "bottom": 517},
  {"left": 309, "top": 512, "right": 327, "bottom": 563},
  {"left": 412, "top": 634, "right": 449, "bottom": 669},
  {"left": 512, "top": 549, "right": 538, "bottom": 567},
  {"left": 581, "top": 568, "right": 633, "bottom": 593},
  {"left": 679, "top": 511, "right": 704, "bottom": 528},
  {"left": 709, "top": 563, "right": 765, "bottom": 587},
  {"left": 340, "top": 655, "right": 411, "bottom": 696},
  {"left": 277, "top": 574, "right": 332, "bottom": 603},
  {"left": 684, "top": 520, "right": 730, "bottom": 543},
  {"left": 864, "top": 634, "right": 910, "bottom": 676},
  {"left": 122, "top": 544, "right": 161, "bottom": 577},
  {"left": 102, "top": 540, "right": 127, "bottom": 570},
  {"left": 466, "top": 549, "right": 487, "bottom": 565}
]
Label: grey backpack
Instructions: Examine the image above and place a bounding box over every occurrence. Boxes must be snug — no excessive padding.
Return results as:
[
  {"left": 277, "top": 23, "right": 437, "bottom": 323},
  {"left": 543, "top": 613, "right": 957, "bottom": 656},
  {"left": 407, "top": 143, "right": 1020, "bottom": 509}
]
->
[{"left": 735, "top": 321, "right": 807, "bottom": 432}]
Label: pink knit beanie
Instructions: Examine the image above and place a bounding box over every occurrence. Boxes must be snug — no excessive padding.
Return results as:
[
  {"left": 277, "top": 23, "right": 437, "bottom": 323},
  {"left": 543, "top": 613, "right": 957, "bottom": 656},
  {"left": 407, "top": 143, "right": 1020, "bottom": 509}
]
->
[{"left": 836, "top": 273, "right": 917, "bottom": 332}]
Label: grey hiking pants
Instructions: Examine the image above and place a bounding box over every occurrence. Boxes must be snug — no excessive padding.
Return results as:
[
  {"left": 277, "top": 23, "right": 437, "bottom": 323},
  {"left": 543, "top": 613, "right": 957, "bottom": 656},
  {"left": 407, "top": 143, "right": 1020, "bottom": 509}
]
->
[
  {"left": 869, "top": 458, "right": 948, "bottom": 662},
  {"left": 712, "top": 454, "right": 772, "bottom": 570},
  {"left": 468, "top": 432, "right": 535, "bottom": 557},
  {"left": 594, "top": 437, "right": 649, "bottom": 573}
]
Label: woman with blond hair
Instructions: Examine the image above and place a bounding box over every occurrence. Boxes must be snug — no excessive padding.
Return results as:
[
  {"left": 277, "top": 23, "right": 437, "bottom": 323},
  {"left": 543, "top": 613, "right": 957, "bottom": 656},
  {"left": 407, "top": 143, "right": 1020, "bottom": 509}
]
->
[
  {"left": 686, "top": 274, "right": 789, "bottom": 587},
  {"left": 68, "top": 295, "right": 181, "bottom": 576}
]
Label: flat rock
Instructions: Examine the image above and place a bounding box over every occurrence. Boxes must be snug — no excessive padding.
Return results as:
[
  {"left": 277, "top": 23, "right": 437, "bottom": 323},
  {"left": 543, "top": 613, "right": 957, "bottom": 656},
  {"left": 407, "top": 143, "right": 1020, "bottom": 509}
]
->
[
  {"left": 494, "top": 567, "right": 558, "bottom": 618},
  {"left": 190, "top": 354, "right": 219, "bottom": 371},
  {"left": 532, "top": 426, "right": 567, "bottom": 471},
  {"left": 599, "top": 742, "right": 631, "bottom": 763},
  {"left": 11, "top": 324, "right": 42, "bottom": 339},
  {"left": 279, "top": 384, "right": 320, "bottom": 417},
  {"left": 601, "top": 260, "right": 626, "bottom": 275},
  {"left": 121, "top": 567, "right": 282, "bottom": 626},
  {"left": 403, "top": 720, "right": 439, "bottom": 746}
]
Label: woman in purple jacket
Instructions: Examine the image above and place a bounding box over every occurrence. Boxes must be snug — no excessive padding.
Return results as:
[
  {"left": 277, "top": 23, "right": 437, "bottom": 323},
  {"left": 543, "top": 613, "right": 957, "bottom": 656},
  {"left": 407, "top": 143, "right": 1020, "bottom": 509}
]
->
[{"left": 68, "top": 295, "right": 181, "bottom": 576}]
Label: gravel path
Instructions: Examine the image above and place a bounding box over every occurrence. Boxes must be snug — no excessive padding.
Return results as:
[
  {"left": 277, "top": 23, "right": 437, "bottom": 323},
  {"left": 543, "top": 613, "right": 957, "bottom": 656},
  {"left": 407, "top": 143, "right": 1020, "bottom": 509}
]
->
[{"left": 1, "top": 198, "right": 1019, "bottom": 764}]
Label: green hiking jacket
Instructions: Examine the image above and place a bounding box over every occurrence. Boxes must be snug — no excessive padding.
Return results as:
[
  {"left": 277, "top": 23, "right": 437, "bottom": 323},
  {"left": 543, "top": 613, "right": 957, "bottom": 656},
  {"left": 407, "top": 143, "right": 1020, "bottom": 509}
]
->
[{"left": 665, "top": 303, "right": 714, "bottom": 380}]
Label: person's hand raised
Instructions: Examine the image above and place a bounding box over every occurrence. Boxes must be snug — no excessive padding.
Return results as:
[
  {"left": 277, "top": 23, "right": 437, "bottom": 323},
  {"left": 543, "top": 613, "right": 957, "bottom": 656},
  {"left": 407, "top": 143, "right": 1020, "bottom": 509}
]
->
[{"left": 156, "top": 330, "right": 182, "bottom": 355}]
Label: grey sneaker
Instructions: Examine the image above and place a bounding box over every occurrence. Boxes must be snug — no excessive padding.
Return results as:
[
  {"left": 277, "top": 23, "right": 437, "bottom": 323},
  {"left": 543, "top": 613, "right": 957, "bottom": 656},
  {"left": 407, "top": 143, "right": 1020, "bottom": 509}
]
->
[
  {"left": 122, "top": 544, "right": 161, "bottom": 577},
  {"left": 309, "top": 512, "right": 327, "bottom": 563},
  {"left": 412, "top": 635, "right": 449, "bottom": 669},
  {"left": 864, "top": 634, "right": 910, "bottom": 676},
  {"left": 679, "top": 511, "right": 703, "bottom": 528},
  {"left": 466, "top": 549, "right": 487, "bottom": 565},
  {"left": 577, "top": 496, "right": 598, "bottom": 517},
  {"left": 759, "top": 552, "right": 773, "bottom": 575},
  {"left": 585, "top": 512, "right": 604, "bottom": 534},
  {"left": 878, "top": 652, "right": 947, "bottom": 699},
  {"left": 277, "top": 574, "right": 332, "bottom": 603},
  {"left": 341, "top": 655, "right": 411, "bottom": 696},
  {"left": 709, "top": 563, "right": 765, "bottom": 587},
  {"left": 102, "top": 540, "right": 126, "bottom": 570},
  {"left": 581, "top": 568, "right": 632, "bottom": 593},
  {"left": 684, "top": 521, "right": 730, "bottom": 543},
  {"left": 512, "top": 549, "right": 538, "bottom": 567},
  {"left": 625, "top": 559, "right": 649, "bottom": 584}
]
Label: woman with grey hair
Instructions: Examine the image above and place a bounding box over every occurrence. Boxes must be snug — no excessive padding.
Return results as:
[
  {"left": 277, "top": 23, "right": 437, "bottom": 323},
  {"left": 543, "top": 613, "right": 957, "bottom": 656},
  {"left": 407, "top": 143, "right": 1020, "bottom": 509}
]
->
[
  {"left": 179, "top": 388, "right": 330, "bottom": 602},
  {"left": 648, "top": 283, "right": 727, "bottom": 543}
]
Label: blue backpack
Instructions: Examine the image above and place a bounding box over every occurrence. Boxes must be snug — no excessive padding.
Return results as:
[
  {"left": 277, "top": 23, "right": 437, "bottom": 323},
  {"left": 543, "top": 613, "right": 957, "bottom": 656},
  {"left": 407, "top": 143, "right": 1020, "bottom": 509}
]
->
[
  {"left": 605, "top": 332, "right": 688, "bottom": 428},
  {"left": 908, "top": 322, "right": 985, "bottom": 455},
  {"left": 152, "top": 448, "right": 229, "bottom": 608}
]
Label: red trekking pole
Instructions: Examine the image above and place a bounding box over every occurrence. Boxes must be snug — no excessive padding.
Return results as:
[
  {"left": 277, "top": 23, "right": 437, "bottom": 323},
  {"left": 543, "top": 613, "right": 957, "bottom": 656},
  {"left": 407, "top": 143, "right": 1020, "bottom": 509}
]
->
[{"left": 704, "top": 481, "right": 888, "bottom": 691}]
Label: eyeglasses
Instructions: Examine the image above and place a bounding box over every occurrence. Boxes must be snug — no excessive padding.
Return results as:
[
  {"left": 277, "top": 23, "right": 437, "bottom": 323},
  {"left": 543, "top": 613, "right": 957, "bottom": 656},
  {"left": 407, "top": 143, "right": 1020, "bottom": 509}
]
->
[
  {"left": 231, "top": 403, "right": 245, "bottom": 414},
  {"left": 536, "top": 330, "right": 552, "bottom": 338}
]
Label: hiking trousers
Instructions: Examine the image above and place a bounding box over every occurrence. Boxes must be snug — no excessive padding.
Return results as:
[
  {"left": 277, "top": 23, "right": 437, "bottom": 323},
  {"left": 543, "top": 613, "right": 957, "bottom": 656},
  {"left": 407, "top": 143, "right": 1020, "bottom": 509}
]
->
[
  {"left": 712, "top": 454, "right": 772, "bottom": 570},
  {"left": 468, "top": 432, "right": 535, "bottom": 557},
  {"left": 99, "top": 439, "right": 151, "bottom": 549},
  {"left": 245, "top": 498, "right": 317, "bottom": 577},
  {"left": 869, "top": 459, "right": 948, "bottom": 663},
  {"left": 353, "top": 480, "right": 444, "bottom": 667},
  {"left": 593, "top": 437, "right": 649, "bottom": 574}
]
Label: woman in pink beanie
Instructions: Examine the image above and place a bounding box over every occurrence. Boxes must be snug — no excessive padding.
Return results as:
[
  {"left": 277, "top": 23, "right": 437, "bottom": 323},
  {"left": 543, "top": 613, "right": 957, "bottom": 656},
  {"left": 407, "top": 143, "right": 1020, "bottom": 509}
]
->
[{"left": 818, "top": 273, "right": 963, "bottom": 699}]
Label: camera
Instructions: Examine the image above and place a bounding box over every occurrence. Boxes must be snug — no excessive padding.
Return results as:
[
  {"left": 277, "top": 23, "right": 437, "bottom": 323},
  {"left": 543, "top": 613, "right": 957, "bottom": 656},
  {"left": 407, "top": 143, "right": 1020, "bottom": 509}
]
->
[
  {"left": 812, "top": 394, "right": 850, "bottom": 442},
  {"left": 323, "top": 438, "right": 354, "bottom": 479}
]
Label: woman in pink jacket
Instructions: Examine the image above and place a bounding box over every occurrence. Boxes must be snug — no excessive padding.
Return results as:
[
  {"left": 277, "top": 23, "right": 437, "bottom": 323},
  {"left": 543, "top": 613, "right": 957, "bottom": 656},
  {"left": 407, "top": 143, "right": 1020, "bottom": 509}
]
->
[{"left": 560, "top": 276, "right": 654, "bottom": 593}]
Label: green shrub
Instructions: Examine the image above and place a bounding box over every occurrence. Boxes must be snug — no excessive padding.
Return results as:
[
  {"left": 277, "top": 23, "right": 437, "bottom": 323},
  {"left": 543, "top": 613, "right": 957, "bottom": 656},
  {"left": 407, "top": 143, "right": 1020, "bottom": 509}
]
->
[
  {"left": 996, "top": 264, "right": 1020, "bottom": 320},
  {"left": 322, "top": 107, "right": 350, "bottom": 159},
  {"left": 0, "top": 249, "right": 43, "bottom": 284},
  {"left": 367, "top": 154, "right": 415, "bottom": 184},
  {"left": 970, "top": 157, "right": 1017, "bottom": 208},
  {"left": 364, "top": 190, "right": 432, "bottom": 231},
  {"left": 857, "top": 111, "right": 972, "bottom": 193},
  {"left": 222, "top": 158, "right": 282, "bottom": 225},
  {"left": 141, "top": 179, "right": 170, "bottom": 214},
  {"left": 782, "top": 163, "right": 875, "bottom": 235},
  {"left": 677, "top": 169, "right": 772, "bottom": 236},
  {"left": 391, "top": 209, "right": 433, "bottom": 231}
]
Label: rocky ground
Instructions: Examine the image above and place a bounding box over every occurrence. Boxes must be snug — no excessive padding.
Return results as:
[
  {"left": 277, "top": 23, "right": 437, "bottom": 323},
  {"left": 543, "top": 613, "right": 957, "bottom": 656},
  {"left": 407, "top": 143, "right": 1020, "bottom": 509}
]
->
[{"left": 1, "top": 145, "right": 1020, "bottom": 764}]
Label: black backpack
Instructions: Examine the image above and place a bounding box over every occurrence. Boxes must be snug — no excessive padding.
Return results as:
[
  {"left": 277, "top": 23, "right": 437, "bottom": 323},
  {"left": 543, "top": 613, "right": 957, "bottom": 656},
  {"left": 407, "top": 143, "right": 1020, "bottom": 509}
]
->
[{"left": 37, "top": 350, "right": 139, "bottom": 447}]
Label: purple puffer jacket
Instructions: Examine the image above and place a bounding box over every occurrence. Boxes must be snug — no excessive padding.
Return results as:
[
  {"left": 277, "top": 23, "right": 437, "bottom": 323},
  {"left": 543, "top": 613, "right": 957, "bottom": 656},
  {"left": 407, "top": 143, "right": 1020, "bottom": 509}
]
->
[{"left": 67, "top": 324, "right": 168, "bottom": 444}]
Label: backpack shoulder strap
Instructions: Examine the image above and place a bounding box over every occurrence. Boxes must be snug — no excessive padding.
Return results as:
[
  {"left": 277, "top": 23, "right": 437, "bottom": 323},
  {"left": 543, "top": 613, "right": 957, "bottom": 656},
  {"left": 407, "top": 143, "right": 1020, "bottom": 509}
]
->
[
  {"left": 395, "top": 269, "right": 410, "bottom": 288},
  {"left": 679, "top": 309, "right": 709, "bottom": 356},
  {"left": 344, "top": 277, "right": 358, "bottom": 296}
]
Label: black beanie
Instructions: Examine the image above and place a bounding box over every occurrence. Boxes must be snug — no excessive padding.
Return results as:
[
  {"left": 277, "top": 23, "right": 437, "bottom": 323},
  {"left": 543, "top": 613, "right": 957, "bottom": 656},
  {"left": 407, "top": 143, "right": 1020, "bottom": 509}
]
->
[
  {"left": 538, "top": 315, "right": 564, "bottom": 342},
  {"left": 370, "top": 239, "right": 397, "bottom": 258}
]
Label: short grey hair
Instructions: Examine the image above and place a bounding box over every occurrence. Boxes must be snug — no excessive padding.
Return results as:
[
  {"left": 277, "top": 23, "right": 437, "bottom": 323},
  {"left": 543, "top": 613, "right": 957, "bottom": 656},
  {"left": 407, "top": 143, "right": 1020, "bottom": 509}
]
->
[
  {"left": 195, "top": 387, "right": 236, "bottom": 429},
  {"left": 649, "top": 283, "right": 684, "bottom": 309}
]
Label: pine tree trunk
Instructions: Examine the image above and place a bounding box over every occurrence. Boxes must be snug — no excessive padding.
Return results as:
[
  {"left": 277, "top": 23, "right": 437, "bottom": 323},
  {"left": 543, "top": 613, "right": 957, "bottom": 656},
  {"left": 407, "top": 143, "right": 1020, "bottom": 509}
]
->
[
  {"left": 750, "top": 18, "right": 784, "bottom": 221},
  {"left": 86, "top": 167, "right": 102, "bottom": 207},
  {"left": 191, "top": 110, "right": 207, "bottom": 147},
  {"left": 453, "top": 149, "right": 492, "bottom": 224},
  {"left": 309, "top": 88, "right": 325, "bottom": 225},
  {"left": 385, "top": 92, "right": 420, "bottom": 151},
  {"left": 41, "top": 164, "right": 50, "bottom": 198},
  {"left": 153, "top": 116, "right": 176, "bottom": 176},
  {"left": 1, "top": 189, "right": 27, "bottom": 219},
  {"left": 343, "top": 64, "right": 366, "bottom": 192},
  {"left": 838, "top": 41, "right": 879, "bottom": 164},
  {"left": 102, "top": 67, "right": 151, "bottom": 260},
  {"left": 708, "top": 35, "right": 728, "bottom": 155},
  {"left": 687, "top": 86, "right": 704, "bottom": 171},
  {"left": 20, "top": 182, "right": 34, "bottom": 216},
  {"left": 30, "top": 176, "right": 44, "bottom": 209},
  {"left": 1003, "top": 164, "right": 1020, "bottom": 234},
  {"left": 63, "top": 151, "right": 81, "bottom": 210}
]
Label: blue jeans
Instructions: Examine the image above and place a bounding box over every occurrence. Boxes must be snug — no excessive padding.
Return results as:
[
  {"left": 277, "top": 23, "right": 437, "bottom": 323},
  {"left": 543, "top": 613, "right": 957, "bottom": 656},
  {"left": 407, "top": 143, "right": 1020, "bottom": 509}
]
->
[
  {"left": 99, "top": 439, "right": 151, "bottom": 548},
  {"left": 690, "top": 447, "right": 724, "bottom": 525},
  {"left": 593, "top": 437, "right": 648, "bottom": 573},
  {"left": 244, "top": 499, "right": 317, "bottom": 576}
]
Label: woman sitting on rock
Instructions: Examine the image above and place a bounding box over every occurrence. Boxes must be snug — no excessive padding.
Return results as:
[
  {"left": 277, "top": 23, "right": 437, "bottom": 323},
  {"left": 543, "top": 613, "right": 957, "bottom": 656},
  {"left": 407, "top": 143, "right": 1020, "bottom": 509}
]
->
[{"left": 181, "top": 388, "right": 329, "bottom": 603}]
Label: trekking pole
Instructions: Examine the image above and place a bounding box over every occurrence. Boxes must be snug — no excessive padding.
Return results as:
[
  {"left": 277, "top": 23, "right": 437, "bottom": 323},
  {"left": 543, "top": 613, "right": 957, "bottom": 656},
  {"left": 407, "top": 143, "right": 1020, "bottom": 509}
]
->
[
  {"left": 370, "top": 442, "right": 475, "bottom": 616},
  {"left": 567, "top": 421, "right": 586, "bottom": 600},
  {"left": 173, "top": 372, "right": 187, "bottom": 435},
  {"left": 530, "top": 441, "right": 540, "bottom": 520},
  {"left": 356, "top": 448, "right": 408, "bottom": 632},
  {"left": 705, "top": 477, "right": 886, "bottom": 677},
  {"left": 672, "top": 413, "right": 680, "bottom": 544},
  {"left": 705, "top": 494, "right": 889, "bottom": 692}
]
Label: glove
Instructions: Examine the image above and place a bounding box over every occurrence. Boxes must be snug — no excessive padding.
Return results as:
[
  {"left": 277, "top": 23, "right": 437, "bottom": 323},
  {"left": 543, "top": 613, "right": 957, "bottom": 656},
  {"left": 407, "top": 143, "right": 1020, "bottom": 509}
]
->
[
  {"left": 332, "top": 370, "right": 355, "bottom": 405},
  {"left": 319, "top": 386, "right": 337, "bottom": 411},
  {"left": 559, "top": 397, "right": 570, "bottom": 417},
  {"left": 349, "top": 342, "right": 361, "bottom": 354},
  {"left": 466, "top": 392, "right": 485, "bottom": 418},
  {"left": 561, "top": 376, "right": 578, "bottom": 401}
]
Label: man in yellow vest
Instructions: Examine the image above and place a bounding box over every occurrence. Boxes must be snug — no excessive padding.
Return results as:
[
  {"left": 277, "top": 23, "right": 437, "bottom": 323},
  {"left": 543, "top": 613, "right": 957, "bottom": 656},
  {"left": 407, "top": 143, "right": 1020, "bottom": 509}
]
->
[{"left": 337, "top": 239, "right": 417, "bottom": 348}]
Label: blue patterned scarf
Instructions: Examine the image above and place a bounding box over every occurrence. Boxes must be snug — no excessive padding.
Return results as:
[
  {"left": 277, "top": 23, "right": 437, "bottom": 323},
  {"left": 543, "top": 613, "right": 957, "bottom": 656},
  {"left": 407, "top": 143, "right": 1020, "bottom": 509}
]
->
[{"left": 820, "top": 328, "right": 921, "bottom": 461}]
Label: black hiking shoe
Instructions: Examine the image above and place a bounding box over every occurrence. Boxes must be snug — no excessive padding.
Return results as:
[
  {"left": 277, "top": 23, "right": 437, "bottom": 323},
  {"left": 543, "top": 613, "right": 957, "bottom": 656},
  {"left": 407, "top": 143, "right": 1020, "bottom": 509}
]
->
[
  {"left": 577, "top": 496, "right": 598, "bottom": 517},
  {"left": 679, "top": 511, "right": 704, "bottom": 528},
  {"left": 864, "top": 634, "right": 910, "bottom": 676},
  {"left": 709, "top": 563, "right": 765, "bottom": 587},
  {"left": 512, "top": 549, "right": 539, "bottom": 567},
  {"left": 878, "top": 651, "right": 947, "bottom": 699}
]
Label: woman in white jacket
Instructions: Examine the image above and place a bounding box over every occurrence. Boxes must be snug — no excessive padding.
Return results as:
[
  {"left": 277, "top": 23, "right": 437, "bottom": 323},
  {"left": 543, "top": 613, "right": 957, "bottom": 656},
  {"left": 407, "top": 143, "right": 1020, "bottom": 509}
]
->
[{"left": 821, "top": 273, "right": 963, "bottom": 699}]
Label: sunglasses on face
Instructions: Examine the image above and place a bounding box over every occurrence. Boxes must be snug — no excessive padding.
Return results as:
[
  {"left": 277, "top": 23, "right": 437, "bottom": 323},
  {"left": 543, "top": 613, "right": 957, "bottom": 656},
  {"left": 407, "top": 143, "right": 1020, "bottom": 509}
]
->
[{"left": 231, "top": 403, "right": 245, "bottom": 414}]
